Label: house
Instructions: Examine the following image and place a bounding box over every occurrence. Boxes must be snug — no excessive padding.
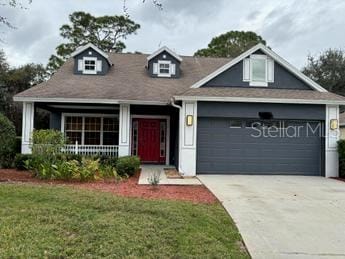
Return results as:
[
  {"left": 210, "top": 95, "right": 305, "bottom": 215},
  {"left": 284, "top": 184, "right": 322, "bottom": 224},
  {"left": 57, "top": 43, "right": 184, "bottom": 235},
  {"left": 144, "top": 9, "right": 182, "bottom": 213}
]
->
[{"left": 14, "top": 43, "right": 345, "bottom": 178}]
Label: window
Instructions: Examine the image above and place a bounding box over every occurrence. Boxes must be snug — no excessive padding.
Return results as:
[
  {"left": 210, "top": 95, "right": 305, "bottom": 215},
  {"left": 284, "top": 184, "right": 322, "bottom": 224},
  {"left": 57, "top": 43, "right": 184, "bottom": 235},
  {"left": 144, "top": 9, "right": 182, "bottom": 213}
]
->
[
  {"left": 229, "top": 120, "right": 243, "bottom": 128},
  {"left": 64, "top": 115, "right": 119, "bottom": 145},
  {"left": 83, "top": 57, "right": 97, "bottom": 74},
  {"left": 65, "top": 117, "right": 82, "bottom": 144},
  {"left": 158, "top": 60, "right": 171, "bottom": 77},
  {"left": 251, "top": 58, "right": 266, "bottom": 82},
  {"left": 132, "top": 121, "right": 138, "bottom": 156},
  {"left": 160, "top": 121, "right": 166, "bottom": 157},
  {"left": 243, "top": 55, "right": 274, "bottom": 87}
]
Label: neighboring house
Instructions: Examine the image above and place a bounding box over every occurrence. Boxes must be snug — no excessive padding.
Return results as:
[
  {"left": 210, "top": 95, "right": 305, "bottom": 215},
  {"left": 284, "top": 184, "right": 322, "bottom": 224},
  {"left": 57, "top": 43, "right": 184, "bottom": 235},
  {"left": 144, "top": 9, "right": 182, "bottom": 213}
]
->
[{"left": 14, "top": 43, "right": 345, "bottom": 177}]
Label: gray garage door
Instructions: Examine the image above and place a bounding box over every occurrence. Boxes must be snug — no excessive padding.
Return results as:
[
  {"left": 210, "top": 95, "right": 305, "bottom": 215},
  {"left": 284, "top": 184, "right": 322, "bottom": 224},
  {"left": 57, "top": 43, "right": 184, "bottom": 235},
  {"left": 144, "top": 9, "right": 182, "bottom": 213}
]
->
[{"left": 197, "top": 118, "right": 324, "bottom": 176}]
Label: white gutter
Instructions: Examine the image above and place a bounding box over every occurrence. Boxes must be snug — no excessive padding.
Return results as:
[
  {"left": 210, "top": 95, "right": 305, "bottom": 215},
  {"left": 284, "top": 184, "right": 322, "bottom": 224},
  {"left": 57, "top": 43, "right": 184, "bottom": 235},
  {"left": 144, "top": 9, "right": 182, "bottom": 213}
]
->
[
  {"left": 13, "top": 96, "right": 168, "bottom": 106},
  {"left": 173, "top": 95, "right": 345, "bottom": 106}
]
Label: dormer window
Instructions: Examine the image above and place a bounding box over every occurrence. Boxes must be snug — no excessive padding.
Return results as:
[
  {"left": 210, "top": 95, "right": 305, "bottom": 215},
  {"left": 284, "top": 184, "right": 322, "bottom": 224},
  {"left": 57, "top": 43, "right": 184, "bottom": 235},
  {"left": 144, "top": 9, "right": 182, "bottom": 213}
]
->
[
  {"left": 147, "top": 46, "right": 182, "bottom": 78},
  {"left": 243, "top": 54, "right": 274, "bottom": 87},
  {"left": 83, "top": 57, "right": 97, "bottom": 74},
  {"left": 158, "top": 60, "right": 172, "bottom": 77},
  {"left": 72, "top": 43, "right": 112, "bottom": 75}
]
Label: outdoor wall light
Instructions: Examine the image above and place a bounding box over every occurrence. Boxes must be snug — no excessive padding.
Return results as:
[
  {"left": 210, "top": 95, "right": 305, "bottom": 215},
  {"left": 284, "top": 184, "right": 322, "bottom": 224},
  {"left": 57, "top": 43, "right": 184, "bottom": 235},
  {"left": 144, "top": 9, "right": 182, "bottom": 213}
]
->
[
  {"left": 186, "top": 115, "right": 193, "bottom": 126},
  {"left": 330, "top": 119, "right": 338, "bottom": 130}
]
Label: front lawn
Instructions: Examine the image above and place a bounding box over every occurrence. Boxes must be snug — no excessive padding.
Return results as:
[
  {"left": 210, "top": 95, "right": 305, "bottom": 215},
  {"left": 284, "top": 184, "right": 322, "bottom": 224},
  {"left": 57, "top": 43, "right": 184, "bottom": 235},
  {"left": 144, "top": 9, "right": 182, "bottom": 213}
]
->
[{"left": 0, "top": 183, "right": 249, "bottom": 258}]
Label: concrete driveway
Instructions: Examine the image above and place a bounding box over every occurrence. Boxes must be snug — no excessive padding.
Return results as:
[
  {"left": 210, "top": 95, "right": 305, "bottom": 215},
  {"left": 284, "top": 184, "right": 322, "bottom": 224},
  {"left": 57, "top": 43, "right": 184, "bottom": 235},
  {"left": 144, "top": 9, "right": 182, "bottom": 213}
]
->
[{"left": 198, "top": 175, "right": 345, "bottom": 259}]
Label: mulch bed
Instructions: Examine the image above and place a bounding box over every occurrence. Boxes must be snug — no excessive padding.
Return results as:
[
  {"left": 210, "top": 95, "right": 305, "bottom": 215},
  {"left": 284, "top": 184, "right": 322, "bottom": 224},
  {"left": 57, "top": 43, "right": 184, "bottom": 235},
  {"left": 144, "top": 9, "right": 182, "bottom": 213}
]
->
[{"left": 0, "top": 169, "right": 218, "bottom": 204}]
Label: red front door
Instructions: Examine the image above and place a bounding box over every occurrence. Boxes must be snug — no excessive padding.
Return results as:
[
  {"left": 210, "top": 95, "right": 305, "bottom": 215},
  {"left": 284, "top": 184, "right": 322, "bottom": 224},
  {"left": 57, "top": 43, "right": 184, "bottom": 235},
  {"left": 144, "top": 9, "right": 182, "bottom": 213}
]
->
[{"left": 134, "top": 119, "right": 166, "bottom": 163}]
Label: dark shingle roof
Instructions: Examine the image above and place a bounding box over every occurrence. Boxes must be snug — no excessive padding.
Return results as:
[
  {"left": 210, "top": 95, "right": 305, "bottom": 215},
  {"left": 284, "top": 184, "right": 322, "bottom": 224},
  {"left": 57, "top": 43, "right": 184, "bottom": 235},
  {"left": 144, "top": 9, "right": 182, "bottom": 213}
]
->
[
  {"left": 15, "top": 53, "right": 229, "bottom": 103},
  {"left": 14, "top": 52, "right": 345, "bottom": 105}
]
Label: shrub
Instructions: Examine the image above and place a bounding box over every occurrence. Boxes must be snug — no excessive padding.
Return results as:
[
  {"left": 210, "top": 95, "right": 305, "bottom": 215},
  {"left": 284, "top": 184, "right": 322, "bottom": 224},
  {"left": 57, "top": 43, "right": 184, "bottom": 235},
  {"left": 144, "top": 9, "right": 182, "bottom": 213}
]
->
[
  {"left": 98, "top": 155, "right": 118, "bottom": 167},
  {"left": 338, "top": 140, "right": 345, "bottom": 177},
  {"left": 0, "top": 113, "right": 16, "bottom": 168},
  {"left": 14, "top": 154, "right": 32, "bottom": 170},
  {"left": 116, "top": 156, "right": 140, "bottom": 177},
  {"left": 31, "top": 129, "right": 65, "bottom": 157}
]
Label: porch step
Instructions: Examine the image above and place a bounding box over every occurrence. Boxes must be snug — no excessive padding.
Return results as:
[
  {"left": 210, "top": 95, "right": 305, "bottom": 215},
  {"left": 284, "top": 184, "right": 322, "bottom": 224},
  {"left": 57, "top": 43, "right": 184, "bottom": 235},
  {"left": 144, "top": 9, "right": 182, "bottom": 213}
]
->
[{"left": 138, "top": 165, "right": 202, "bottom": 185}]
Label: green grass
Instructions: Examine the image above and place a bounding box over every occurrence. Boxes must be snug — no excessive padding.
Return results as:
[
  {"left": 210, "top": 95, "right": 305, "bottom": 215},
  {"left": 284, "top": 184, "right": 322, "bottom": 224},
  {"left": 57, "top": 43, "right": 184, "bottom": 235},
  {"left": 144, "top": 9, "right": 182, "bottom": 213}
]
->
[{"left": 0, "top": 183, "right": 249, "bottom": 258}]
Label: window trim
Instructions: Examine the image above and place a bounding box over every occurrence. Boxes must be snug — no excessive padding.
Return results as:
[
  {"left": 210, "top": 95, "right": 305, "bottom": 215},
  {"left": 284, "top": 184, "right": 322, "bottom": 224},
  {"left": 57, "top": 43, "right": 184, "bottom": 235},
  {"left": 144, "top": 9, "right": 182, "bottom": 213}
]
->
[
  {"left": 249, "top": 54, "right": 268, "bottom": 87},
  {"left": 82, "top": 57, "right": 97, "bottom": 75},
  {"left": 229, "top": 120, "right": 243, "bottom": 128},
  {"left": 61, "top": 113, "right": 119, "bottom": 145},
  {"left": 157, "top": 60, "right": 172, "bottom": 77}
]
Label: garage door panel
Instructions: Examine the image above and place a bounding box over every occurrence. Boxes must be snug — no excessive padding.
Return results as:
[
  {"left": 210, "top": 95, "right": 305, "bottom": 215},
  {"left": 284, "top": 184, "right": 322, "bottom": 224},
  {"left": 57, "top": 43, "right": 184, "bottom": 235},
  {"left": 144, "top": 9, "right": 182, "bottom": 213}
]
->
[{"left": 197, "top": 117, "right": 323, "bottom": 176}]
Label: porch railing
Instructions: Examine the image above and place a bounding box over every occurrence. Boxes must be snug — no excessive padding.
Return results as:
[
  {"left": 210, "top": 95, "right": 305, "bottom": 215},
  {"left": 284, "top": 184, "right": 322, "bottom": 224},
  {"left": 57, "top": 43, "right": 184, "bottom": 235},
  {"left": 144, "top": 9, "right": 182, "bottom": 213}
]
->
[{"left": 62, "top": 142, "right": 119, "bottom": 157}]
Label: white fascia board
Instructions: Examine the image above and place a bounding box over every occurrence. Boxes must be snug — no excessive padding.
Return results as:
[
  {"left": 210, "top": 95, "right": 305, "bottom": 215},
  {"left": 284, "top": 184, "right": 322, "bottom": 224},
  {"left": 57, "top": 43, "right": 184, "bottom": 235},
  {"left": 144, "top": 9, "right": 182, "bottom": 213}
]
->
[
  {"left": 13, "top": 96, "right": 168, "bottom": 106},
  {"left": 146, "top": 46, "right": 183, "bottom": 62},
  {"left": 190, "top": 43, "right": 328, "bottom": 92},
  {"left": 173, "top": 95, "right": 345, "bottom": 105}
]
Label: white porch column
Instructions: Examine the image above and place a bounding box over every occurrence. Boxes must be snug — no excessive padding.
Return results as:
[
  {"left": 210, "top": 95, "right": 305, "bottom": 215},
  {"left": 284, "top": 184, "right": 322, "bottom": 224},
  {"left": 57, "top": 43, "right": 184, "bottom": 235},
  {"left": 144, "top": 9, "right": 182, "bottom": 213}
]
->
[
  {"left": 118, "top": 104, "right": 131, "bottom": 157},
  {"left": 21, "top": 102, "right": 34, "bottom": 154},
  {"left": 178, "top": 101, "right": 197, "bottom": 176},
  {"left": 325, "top": 105, "right": 339, "bottom": 178}
]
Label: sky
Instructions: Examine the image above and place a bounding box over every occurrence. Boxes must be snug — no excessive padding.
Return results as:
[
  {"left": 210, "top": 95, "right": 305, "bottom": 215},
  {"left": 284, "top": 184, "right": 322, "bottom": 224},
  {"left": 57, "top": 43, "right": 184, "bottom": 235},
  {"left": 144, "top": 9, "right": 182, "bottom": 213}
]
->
[{"left": 1, "top": 0, "right": 345, "bottom": 69}]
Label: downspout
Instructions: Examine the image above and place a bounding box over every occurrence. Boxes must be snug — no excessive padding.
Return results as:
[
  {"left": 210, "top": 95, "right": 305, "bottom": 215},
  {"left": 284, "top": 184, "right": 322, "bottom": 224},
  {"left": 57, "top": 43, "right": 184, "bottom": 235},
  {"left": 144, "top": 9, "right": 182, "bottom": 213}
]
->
[
  {"left": 170, "top": 97, "right": 182, "bottom": 110},
  {"left": 170, "top": 98, "right": 183, "bottom": 174}
]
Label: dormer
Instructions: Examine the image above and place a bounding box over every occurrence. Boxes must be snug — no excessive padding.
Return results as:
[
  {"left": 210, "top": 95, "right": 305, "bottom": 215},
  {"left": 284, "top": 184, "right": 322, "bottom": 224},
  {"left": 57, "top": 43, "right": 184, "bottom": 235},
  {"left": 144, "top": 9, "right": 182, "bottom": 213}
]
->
[
  {"left": 147, "top": 46, "right": 182, "bottom": 78},
  {"left": 71, "top": 43, "right": 112, "bottom": 75}
]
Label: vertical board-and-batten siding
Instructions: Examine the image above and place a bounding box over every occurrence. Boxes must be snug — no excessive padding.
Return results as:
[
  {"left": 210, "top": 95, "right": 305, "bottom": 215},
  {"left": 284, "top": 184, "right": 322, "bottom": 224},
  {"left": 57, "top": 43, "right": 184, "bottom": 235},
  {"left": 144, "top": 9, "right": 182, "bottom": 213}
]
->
[
  {"left": 203, "top": 50, "right": 312, "bottom": 90},
  {"left": 148, "top": 50, "right": 181, "bottom": 78}
]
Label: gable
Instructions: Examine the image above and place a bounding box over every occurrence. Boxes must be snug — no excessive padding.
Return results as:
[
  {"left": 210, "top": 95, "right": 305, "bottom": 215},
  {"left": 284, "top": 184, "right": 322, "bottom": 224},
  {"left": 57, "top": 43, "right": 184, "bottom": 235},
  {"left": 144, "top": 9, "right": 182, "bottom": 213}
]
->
[
  {"left": 203, "top": 58, "right": 313, "bottom": 90},
  {"left": 73, "top": 47, "right": 111, "bottom": 75},
  {"left": 148, "top": 50, "right": 181, "bottom": 78},
  {"left": 191, "top": 43, "right": 327, "bottom": 92}
]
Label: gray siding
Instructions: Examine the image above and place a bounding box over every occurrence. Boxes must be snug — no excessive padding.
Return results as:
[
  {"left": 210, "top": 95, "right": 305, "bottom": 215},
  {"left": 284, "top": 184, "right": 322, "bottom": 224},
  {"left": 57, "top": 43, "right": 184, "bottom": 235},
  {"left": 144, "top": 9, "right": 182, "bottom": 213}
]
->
[
  {"left": 73, "top": 47, "right": 110, "bottom": 75},
  {"left": 148, "top": 50, "right": 181, "bottom": 78},
  {"left": 198, "top": 102, "right": 325, "bottom": 120},
  {"left": 203, "top": 57, "right": 312, "bottom": 90},
  {"left": 50, "top": 111, "right": 61, "bottom": 130}
]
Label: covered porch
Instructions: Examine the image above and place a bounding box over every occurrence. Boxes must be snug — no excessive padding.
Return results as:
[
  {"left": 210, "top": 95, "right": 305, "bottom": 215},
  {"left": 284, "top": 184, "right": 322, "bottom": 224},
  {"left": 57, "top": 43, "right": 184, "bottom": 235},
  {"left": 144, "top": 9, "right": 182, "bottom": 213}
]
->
[{"left": 21, "top": 102, "right": 180, "bottom": 166}]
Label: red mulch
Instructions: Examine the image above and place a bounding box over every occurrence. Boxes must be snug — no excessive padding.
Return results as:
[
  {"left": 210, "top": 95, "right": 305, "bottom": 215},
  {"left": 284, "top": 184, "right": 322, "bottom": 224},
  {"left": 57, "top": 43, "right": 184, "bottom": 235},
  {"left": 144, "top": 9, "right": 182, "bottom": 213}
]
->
[{"left": 0, "top": 169, "right": 218, "bottom": 204}]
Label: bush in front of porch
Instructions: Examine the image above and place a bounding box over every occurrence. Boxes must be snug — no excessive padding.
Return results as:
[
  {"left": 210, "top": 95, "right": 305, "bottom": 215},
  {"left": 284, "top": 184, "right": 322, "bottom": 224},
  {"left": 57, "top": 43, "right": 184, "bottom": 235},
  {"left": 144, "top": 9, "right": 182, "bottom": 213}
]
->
[{"left": 23, "top": 129, "right": 140, "bottom": 181}]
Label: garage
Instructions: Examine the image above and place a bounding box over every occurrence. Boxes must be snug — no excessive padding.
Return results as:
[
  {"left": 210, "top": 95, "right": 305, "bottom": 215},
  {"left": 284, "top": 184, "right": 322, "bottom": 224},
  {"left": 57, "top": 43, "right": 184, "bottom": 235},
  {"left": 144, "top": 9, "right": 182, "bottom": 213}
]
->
[{"left": 196, "top": 102, "right": 325, "bottom": 176}]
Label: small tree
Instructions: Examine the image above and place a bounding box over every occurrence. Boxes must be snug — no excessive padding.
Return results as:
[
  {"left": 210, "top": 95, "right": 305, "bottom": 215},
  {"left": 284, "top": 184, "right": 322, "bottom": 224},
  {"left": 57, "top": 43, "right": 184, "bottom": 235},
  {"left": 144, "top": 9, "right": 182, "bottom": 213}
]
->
[
  {"left": 302, "top": 49, "right": 345, "bottom": 96},
  {"left": 0, "top": 113, "right": 16, "bottom": 168},
  {"left": 194, "top": 31, "right": 266, "bottom": 58},
  {"left": 47, "top": 11, "right": 140, "bottom": 75}
]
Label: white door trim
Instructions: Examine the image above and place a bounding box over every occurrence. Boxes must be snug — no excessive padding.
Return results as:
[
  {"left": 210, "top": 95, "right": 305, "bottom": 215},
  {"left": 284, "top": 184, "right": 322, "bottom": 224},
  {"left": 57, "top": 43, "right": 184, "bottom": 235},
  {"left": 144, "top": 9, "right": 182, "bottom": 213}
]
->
[{"left": 130, "top": 115, "right": 170, "bottom": 165}]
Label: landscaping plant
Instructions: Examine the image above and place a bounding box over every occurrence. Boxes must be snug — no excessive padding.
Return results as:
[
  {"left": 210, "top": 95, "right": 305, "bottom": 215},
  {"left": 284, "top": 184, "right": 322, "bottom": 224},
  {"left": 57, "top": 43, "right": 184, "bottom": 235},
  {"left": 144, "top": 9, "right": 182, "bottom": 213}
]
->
[
  {"left": 338, "top": 139, "right": 345, "bottom": 178},
  {"left": 0, "top": 113, "right": 16, "bottom": 168},
  {"left": 14, "top": 154, "right": 32, "bottom": 170},
  {"left": 148, "top": 172, "right": 161, "bottom": 186},
  {"left": 116, "top": 156, "right": 140, "bottom": 177}
]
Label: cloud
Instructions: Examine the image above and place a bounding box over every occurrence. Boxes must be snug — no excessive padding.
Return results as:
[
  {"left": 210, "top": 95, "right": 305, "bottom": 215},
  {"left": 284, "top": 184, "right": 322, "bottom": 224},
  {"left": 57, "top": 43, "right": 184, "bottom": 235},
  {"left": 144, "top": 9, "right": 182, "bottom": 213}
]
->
[{"left": 1, "top": 0, "right": 345, "bottom": 69}]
